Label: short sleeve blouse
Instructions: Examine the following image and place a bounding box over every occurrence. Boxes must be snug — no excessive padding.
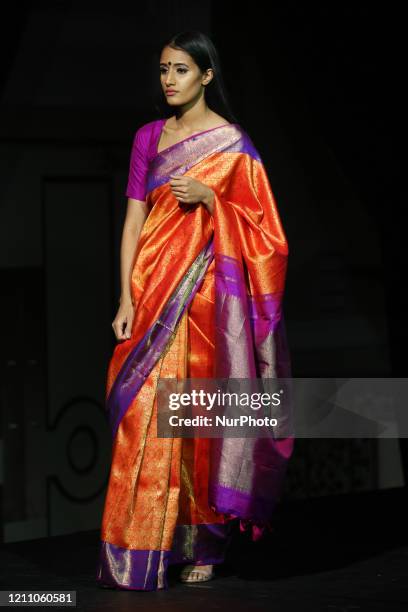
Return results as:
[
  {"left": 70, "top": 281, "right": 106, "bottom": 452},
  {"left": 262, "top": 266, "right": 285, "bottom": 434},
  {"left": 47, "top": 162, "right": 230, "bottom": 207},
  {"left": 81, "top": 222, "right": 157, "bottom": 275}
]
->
[{"left": 125, "top": 119, "right": 166, "bottom": 201}]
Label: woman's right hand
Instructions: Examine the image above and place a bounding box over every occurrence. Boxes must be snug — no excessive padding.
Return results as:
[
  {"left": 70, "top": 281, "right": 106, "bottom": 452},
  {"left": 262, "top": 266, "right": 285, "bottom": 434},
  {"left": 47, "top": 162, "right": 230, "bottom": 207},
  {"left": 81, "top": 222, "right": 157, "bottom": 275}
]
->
[{"left": 112, "top": 299, "right": 135, "bottom": 341}]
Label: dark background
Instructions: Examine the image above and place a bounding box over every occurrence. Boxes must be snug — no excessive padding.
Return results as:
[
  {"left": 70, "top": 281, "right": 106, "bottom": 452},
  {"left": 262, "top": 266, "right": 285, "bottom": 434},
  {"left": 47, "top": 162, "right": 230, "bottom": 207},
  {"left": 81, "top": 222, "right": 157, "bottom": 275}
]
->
[{"left": 0, "top": 0, "right": 405, "bottom": 551}]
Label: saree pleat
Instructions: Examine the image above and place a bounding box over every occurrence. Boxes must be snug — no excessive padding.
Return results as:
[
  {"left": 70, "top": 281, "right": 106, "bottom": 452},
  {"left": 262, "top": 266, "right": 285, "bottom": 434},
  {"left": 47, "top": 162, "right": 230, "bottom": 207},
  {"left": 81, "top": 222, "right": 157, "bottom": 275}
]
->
[{"left": 96, "top": 123, "right": 294, "bottom": 591}]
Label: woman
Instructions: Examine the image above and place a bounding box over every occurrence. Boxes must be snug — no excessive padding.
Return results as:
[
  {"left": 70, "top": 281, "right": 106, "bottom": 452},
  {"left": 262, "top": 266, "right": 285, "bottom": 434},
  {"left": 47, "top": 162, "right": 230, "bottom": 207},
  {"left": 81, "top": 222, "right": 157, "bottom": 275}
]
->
[{"left": 96, "top": 30, "right": 294, "bottom": 591}]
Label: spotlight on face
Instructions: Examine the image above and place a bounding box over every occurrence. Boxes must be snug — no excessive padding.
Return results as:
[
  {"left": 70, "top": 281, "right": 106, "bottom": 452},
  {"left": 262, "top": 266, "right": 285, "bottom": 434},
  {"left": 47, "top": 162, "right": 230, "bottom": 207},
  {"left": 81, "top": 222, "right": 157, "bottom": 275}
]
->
[{"left": 159, "top": 45, "right": 212, "bottom": 106}]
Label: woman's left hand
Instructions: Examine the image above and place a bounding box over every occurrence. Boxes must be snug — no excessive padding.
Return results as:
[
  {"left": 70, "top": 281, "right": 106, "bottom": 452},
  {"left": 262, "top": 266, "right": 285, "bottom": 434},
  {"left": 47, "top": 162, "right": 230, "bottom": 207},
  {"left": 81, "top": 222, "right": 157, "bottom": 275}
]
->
[{"left": 169, "top": 174, "right": 214, "bottom": 214}]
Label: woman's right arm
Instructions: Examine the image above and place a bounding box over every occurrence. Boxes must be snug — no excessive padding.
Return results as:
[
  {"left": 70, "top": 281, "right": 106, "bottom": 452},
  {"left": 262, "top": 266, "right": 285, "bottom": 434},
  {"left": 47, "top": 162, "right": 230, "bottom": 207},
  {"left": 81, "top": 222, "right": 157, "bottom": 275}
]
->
[{"left": 112, "top": 198, "right": 148, "bottom": 341}]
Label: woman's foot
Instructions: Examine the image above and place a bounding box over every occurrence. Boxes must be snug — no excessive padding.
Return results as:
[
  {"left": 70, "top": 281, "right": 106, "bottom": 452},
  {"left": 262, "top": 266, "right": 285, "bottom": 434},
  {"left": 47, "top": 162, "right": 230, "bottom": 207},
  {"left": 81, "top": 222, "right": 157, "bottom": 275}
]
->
[{"left": 179, "top": 564, "right": 214, "bottom": 583}]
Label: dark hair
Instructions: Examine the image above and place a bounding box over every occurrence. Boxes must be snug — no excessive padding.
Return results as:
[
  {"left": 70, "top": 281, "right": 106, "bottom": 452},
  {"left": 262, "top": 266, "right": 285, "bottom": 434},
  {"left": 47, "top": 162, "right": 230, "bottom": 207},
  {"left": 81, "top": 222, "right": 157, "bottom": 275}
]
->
[{"left": 151, "top": 30, "right": 239, "bottom": 124}]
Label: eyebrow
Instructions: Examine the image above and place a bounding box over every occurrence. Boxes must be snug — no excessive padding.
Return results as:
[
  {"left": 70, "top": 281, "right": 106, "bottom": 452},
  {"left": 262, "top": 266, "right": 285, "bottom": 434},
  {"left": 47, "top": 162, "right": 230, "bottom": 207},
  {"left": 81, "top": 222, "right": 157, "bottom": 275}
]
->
[{"left": 159, "top": 62, "right": 189, "bottom": 67}]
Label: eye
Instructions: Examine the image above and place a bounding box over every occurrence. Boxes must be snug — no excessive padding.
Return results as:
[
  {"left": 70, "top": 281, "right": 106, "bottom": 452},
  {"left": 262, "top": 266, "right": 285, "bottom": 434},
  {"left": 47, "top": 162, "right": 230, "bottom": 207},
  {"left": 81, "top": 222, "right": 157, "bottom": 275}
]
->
[{"left": 159, "top": 67, "right": 188, "bottom": 74}]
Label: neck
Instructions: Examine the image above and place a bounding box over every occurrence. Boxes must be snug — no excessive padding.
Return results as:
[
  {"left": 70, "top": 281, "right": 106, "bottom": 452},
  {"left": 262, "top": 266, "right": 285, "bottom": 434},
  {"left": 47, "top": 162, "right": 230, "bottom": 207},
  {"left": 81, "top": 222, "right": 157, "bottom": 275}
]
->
[{"left": 174, "top": 99, "right": 212, "bottom": 131}]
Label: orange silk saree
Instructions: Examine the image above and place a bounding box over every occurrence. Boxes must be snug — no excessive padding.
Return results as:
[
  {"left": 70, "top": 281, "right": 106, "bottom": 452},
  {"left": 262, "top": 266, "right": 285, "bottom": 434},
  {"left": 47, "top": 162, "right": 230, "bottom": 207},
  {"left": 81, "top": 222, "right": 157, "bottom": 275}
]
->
[{"left": 96, "top": 123, "right": 294, "bottom": 590}]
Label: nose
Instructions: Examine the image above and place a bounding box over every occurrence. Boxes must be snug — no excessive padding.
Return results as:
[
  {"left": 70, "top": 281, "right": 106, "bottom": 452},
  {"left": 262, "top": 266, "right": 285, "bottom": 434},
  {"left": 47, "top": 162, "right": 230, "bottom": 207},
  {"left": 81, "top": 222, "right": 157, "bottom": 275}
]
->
[{"left": 165, "top": 68, "right": 175, "bottom": 86}]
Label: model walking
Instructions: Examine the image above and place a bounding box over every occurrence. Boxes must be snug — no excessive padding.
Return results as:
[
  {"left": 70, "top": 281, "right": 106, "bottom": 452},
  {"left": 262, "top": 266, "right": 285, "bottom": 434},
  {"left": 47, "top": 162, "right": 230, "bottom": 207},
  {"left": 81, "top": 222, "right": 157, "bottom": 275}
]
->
[{"left": 96, "top": 29, "right": 294, "bottom": 591}]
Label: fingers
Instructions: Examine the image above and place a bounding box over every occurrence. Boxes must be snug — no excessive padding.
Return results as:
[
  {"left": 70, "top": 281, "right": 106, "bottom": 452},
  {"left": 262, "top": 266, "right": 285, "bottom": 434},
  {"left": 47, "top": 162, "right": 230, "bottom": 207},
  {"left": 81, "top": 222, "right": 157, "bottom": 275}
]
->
[
  {"left": 112, "top": 321, "right": 126, "bottom": 341},
  {"left": 170, "top": 175, "right": 190, "bottom": 187},
  {"left": 170, "top": 184, "right": 185, "bottom": 191},
  {"left": 172, "top": 188, "right": 189, "bottom": 203},
  {"left": 112, "top": 313, "right": 134, "bottom": 341}
]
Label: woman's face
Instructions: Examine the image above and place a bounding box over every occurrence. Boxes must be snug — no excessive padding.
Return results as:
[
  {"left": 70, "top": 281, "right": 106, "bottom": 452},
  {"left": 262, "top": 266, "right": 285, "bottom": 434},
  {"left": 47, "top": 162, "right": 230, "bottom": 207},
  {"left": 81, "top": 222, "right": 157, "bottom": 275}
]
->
[{"left": 159, "top": 45, "right": 212, "bottom": 107}]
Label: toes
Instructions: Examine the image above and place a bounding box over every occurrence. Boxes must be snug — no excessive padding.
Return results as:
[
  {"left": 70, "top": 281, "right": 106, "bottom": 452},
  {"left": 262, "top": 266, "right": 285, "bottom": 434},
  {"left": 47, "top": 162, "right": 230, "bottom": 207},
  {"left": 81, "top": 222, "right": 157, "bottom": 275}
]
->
[{"left": 180, "top": 564, "right": 213, "bottom": 582}]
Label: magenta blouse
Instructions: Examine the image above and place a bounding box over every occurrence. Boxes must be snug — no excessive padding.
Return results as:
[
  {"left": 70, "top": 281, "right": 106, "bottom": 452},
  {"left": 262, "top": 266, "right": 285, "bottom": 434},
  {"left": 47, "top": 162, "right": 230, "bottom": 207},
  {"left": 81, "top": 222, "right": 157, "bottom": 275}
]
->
[{"left": 125, "top": 119, "right": 167, "bottom": 201}]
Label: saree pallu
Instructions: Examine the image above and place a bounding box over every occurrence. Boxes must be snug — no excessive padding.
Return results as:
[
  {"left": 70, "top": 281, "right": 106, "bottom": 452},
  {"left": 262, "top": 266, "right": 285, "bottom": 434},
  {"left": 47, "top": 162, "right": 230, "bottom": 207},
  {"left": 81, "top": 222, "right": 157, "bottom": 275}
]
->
[{"left": 96, "top": 124, "right": 294, "bottom": 591}]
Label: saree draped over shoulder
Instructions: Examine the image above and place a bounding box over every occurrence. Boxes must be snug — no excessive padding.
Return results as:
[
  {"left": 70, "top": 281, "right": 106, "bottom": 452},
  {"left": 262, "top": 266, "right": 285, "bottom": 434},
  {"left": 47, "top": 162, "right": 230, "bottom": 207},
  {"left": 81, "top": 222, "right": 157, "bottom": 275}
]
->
[{"left": 96, "top": 122, "right": 294, "bottom": 591}]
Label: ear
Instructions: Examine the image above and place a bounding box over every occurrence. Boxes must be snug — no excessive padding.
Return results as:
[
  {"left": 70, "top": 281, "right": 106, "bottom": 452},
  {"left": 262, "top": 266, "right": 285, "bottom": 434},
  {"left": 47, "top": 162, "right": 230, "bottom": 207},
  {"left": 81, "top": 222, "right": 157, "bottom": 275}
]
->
[{"left": 203, "top": 68, "right": 213, "bottom": 86}]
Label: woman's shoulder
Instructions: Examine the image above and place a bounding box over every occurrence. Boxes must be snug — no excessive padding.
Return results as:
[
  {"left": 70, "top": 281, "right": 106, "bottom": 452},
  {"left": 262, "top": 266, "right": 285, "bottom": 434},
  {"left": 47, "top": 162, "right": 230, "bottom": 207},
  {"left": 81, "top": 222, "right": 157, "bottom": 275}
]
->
[
  {"left": 136, "top": 119, "right": 166, "bottom": 142},
  {"left": 136, "top": 119, "right": 159, "bottom": 136},
  {"left": 131, "top": 119, "right": 165, "bottom": 156},
  {"left": 138, "top": 119, "right": 166, "bottom": 132}
]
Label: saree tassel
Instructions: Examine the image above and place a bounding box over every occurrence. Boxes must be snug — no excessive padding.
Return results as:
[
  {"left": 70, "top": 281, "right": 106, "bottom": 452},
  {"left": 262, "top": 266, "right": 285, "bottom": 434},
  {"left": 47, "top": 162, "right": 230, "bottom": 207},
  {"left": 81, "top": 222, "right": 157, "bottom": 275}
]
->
[{"left": 239, "top": 519, "right": 274, "bottom": 542}]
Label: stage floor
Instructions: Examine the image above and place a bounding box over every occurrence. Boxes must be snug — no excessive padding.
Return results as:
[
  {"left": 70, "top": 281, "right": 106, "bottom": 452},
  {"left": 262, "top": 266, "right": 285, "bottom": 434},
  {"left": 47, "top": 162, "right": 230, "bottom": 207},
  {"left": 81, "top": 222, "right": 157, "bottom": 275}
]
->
[{"left": 2, "top": 491, "right": 408, "bottom": 611}]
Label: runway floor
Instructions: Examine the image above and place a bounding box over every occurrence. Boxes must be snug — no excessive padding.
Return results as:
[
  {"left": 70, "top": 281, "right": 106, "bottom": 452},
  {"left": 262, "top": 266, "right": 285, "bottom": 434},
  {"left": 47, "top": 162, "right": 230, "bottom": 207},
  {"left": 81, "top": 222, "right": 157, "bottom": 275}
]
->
[{"left": 1, "top": 489, "right": 408, "bottom": 611}]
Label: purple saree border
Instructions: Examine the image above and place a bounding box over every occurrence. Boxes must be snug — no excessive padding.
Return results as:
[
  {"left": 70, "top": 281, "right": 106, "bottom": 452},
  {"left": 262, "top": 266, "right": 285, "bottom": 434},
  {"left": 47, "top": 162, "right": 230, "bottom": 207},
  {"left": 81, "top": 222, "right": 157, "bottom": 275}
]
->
[
  {"left": 96, "top": 521, "right": 234, "bottom": 590},
  {"left": 216, "top": 252, "right": 283, "bottom": 324},
  {"left": 96, "top": 542, "right": 170, "bottom": 591},
  {"left": 214, "top": 253, "right": 287, "bottom": 371},
  {"left": 208, "top": 483, "right": 278, "bottom": 523},
  {"left": 146, "top": 124, "right": 261, "bottom": 195},
  {"left": 209, "top": 225, "right": 293, "bottom": 532},
  {"left": 106, "top": 237, "right": 214, "bottom": 439}
]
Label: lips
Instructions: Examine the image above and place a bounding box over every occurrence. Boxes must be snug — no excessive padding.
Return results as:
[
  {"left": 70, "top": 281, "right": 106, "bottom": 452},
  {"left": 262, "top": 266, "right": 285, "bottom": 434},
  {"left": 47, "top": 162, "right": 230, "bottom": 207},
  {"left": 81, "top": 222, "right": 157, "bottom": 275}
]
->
[{"left": 166, "top": 90, "right": 178, "bottom": 95}]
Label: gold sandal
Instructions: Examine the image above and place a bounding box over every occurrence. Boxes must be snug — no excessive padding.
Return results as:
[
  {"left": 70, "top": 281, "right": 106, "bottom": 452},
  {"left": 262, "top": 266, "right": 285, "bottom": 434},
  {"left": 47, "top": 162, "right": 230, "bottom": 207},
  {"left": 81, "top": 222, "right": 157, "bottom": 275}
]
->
[{"left": 180, "top": 564, "right": 214, "bottom": 583}]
